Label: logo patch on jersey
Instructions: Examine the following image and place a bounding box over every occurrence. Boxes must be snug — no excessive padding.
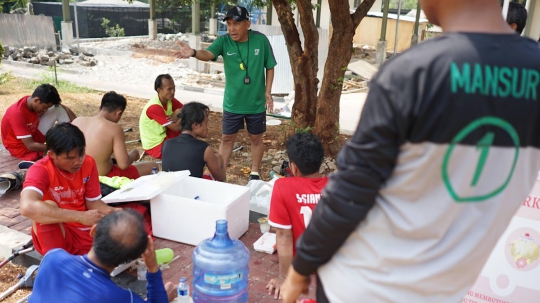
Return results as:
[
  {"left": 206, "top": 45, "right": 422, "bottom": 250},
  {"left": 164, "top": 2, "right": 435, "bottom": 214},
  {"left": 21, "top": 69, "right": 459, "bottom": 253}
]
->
[
  {"left": 54, "top": 186, "right": 64, "bottom": 191},
  {"left": 83, "top": 176, "right": 90, "bottom": 184},
  {"left": 254, "top": 49, "right": 260, "bottom": 56},
  {"left": 227, "top": 52, "right": 236, "bottom": 56}
]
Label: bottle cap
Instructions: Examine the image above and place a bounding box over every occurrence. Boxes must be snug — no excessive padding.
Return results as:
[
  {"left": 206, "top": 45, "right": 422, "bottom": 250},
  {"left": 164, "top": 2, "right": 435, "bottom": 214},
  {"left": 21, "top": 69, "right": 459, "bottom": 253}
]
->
[{"left": 179, "top": 277, "right": 187, "bottom": 282}]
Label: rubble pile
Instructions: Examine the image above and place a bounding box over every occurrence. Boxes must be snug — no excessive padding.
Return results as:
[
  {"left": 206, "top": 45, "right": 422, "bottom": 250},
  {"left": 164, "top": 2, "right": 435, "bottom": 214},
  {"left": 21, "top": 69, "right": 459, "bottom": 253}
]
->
[{"left": 2, "top": 45, "right": 98, "bottom": 67}]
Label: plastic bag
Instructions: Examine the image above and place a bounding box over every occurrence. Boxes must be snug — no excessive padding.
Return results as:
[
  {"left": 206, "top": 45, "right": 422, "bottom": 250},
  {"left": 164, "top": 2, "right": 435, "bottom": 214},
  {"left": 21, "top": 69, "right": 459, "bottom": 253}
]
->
[{"left": 246, "top": 177, "right": 279, "bottom": 210}]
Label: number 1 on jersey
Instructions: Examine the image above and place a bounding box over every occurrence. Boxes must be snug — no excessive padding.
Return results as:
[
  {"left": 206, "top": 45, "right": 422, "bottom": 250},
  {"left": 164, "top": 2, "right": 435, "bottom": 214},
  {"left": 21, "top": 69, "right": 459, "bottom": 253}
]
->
[
  {"left": 300, "top": 206, "right": 313, "bottom": 228},
  {"left": 471, "top": 132, "right": 495, "bottom": 187}
]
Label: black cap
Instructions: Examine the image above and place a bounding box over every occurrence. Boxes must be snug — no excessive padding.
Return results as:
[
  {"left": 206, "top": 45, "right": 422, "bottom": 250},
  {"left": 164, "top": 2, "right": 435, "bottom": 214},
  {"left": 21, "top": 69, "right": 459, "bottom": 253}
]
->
[{"left": 223, "top": 6, "right": 249, "bottom": 22}]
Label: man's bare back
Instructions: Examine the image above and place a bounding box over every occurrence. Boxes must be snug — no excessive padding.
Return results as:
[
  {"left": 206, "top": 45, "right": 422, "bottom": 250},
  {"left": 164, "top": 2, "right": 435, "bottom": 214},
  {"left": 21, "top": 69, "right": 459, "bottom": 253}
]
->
[{"left": 72, "top": 116, "right": 120, "bottom": 176}]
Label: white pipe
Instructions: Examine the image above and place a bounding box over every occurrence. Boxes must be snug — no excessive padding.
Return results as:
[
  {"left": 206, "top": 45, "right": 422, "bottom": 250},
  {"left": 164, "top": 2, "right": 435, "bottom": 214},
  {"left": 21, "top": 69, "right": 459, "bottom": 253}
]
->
[
  {"left": 502, "top": 0, "right": 510, "bottom": 19},
  {"left": 74, "top": 0, "right": 80, "bottom": 51},
  {"left": 393, "top": 0, "right": 402, "bottom": 55}
]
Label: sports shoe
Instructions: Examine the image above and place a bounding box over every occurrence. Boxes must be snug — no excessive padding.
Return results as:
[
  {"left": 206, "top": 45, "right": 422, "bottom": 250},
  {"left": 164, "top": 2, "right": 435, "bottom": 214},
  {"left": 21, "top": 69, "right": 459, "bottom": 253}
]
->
[
  {"left": 248, "top": 173, "right": 261, "bottom": 181},
  {"left": 18, "top": 161, "right": 35, "bottom": 170}
]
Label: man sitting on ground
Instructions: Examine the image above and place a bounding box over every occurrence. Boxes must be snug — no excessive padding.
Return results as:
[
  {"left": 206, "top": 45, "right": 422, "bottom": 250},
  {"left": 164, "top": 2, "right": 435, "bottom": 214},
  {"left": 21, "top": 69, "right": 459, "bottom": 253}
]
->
[
  {"left": 139, "top": 74, "right": 183, "bottom": 159},
  {"left": 73, "top": 91, "right": 157, "bottom": 178},
  {"left": 29, "top": 210, "right": 177, "bottom": 303},
  {"left": 506, "top": 2, "right": 527, "bottom": 34},
  {"left": 1, "top": 84, "right": 77, "bottom": 161},
  {"left": 266, "top": 133, "right": 328, "bottom": 299},
  {"left": 20, "top": 123, "right": 119, "bottom": 256},
  {"left": 162, "top": 102, "right": 226, "bottom": 181}
]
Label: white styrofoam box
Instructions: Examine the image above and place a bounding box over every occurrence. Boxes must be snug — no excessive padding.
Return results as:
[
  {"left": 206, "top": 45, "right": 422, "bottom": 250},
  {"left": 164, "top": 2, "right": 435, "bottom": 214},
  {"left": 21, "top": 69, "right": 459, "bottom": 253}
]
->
[
  {"left": 151, "top": 176, "right": 250, "bottom": 246},
  {"left": 102, "top": 171, "right": 190, "bottom": 204},
  {"left": 102, "top": 170, "right": 250, "bottom": 246},
  {"left": 253, "top": 232, "right": 276, "bottom": 254}
]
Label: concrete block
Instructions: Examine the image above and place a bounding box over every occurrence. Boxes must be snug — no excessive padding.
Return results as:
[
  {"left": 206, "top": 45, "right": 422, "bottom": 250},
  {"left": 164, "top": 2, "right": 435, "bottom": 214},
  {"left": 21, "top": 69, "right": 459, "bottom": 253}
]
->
[
  {"left": 188, "top": 34, "right": 202, "bottom": 71},
  {"left": 375, "top": 40, "right": 387, "bottom": 67},
  {"left": 0, "top": 224, "right": 32, "bottom": 260},
  {"left": 61, "top": 21, "right": 74, "bottom": 47},
  {"left": 148, "top": 19, "right": 157, "bottom": 40},
  {"left": 209, "top": 18, "right": 218, "bottom": 35}
]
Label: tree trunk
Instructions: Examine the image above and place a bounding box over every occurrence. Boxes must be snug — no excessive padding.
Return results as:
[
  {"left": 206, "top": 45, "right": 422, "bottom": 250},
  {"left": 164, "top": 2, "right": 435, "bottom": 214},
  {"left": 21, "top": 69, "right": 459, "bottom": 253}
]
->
[
  {"left": 314, "top": 0, "right": 376, "bottom": 156},
  {"left": 273, "top": 0, "right": 319, "bottom": 130}
]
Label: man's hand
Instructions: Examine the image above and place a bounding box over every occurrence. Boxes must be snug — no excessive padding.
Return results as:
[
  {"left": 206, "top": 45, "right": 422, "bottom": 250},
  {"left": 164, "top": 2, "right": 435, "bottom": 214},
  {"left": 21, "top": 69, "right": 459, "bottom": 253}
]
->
[
  {"left": 265, "top": 92, "right": 274, "bottom": 113},
  {"left": 266, "top": 276, "right": 285, "bottom": 299},
  {"left": 175, "top": 41, "right": 195, "bottom": 59},
  {"left": 142, "top": 236, "right": 159, "bottom": 273},
  {"left": 280, "top": 266, "right": 310, "bottom": 303},
  {"left": 78, "top": 209, "right": 105, "bottom": 226}
]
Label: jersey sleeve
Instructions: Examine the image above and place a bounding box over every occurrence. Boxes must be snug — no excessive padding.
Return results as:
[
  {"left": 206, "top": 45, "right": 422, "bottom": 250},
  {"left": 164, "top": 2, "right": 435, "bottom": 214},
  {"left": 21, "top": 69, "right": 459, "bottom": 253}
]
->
[
  {"left": 172, "top": 98, "right": 183, "bottom": 111},
  {"left": 84, "top": 159, "right": 102, "bottom": 201},
  {"left": 11, "top": 112, "right": 32, "bottom": 139},
  {"left": 206, "top": 36, "right": 224, "bottom": 62},
  {"left": 22, "top": 164, "right": 50, "bottom": 197},
  {"left": 268, "top": 180, "right": 292, "bottom": 229},
  {"left": 146, "top": 104, "right": 171, "bottom": 127},
  {"left": 263, "top": 36, "right": 277, "bottom": 70}
]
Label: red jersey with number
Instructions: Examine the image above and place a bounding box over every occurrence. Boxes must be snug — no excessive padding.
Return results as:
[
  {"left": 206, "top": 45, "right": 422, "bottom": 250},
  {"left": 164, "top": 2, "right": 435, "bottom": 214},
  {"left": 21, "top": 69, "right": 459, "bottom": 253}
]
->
[
  {"left": 1, "top": 96, "right": 45, "bottom": 160},
  {"left": 268, "top": 176, "right": 328, "bottom": 254},
  {"left": 22, "top": 155, "right": 102, "bottom": 229}
]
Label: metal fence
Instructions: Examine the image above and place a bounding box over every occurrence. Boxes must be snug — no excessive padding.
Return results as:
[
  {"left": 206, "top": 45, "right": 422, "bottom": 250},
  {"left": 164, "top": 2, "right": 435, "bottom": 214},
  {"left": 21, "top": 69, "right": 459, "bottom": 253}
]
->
[
  {"left": 33, "top": 2, "right": 210, "bottom": 39},
  {"left": 0, "top": 13, "right": 56, "bottom": 48},
  {"left": 251, "top": 25, "right": 329, "bottom": 94}
]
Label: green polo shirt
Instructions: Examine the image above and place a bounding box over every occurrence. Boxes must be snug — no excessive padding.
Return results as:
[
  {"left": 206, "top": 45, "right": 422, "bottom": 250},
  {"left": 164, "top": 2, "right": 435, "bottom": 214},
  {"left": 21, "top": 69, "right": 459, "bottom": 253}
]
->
[{"left": 207, "top": 30, "right": 277, "bottom": 114}]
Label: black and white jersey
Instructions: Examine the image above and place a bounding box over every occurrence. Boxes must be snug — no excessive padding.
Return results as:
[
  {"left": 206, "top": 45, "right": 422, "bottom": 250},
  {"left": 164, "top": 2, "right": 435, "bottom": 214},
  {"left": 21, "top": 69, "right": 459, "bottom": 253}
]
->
[{"left": 293, "top": 33, "right": 540, "bottom": 302}]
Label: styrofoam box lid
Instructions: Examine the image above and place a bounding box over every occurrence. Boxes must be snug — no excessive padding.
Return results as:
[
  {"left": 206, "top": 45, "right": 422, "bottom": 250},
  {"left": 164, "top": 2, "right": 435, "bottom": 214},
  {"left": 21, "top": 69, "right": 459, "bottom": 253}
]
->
[{"left": 102, "top": 170, "right": 191, "bottom": 204}]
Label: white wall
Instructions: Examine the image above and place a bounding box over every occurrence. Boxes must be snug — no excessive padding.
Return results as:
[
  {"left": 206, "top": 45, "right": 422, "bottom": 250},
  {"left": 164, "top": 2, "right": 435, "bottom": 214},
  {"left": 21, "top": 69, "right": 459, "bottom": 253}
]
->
[
  {"left": 319, "top": 0, "right": 331, "bottom": 29},
  {"left": 371, "top": 0, "right": 383, "bottom": 12},
  {"left": 528, "top": 0, "right": 540, "bottom": 40}
]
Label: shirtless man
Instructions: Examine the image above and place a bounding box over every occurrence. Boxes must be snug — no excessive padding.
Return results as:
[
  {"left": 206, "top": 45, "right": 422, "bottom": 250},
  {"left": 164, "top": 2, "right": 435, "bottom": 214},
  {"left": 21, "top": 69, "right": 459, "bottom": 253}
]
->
[{"left": 72, "top": 92, "right": 157, "bottom": 178}]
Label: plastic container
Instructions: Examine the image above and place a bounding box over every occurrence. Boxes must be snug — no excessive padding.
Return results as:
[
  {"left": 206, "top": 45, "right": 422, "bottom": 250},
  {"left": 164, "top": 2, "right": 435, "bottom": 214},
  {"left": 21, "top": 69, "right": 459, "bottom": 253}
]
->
[
  {"left": 177, "top": 277, "right": 191, "bottom": 303},
  {"left": 155, "top": 248, "right": 174, "bottom": 265},
  {"left": 192, "top": 220, "right": 250, "bottom": 302},
  {"left": 137, "top": 260, "right": 146, "bottom": 281},
  {"left": 151, "top": 167, "right": 158, "bottom": 175}
]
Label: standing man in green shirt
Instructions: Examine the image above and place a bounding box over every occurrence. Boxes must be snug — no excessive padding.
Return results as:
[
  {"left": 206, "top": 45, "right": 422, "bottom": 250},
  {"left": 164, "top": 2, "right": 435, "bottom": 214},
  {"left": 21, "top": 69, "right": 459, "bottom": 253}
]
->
[{"left": 175, "top": 6, "right": 277, "bottom": 181}]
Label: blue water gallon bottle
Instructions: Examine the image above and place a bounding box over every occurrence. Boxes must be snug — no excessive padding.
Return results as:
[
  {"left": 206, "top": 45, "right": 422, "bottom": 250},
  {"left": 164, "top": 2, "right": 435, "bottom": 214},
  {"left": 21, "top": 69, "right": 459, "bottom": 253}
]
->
[{"left": 192, "top": 220, "right": 250, "bottom": 303}]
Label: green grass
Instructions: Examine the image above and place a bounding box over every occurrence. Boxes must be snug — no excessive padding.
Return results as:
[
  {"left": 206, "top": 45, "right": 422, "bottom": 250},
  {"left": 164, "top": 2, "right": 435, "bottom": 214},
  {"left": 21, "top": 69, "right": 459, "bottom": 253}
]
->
[{"left": 24, "top": 68, "right": 96, "bottom": 94}]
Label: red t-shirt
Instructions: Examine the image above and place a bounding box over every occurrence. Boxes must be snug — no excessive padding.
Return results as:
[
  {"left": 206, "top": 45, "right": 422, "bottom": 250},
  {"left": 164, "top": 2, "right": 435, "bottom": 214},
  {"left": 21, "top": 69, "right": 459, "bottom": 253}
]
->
[
  {"left": 22, "top": 155, "right": 102, "bottom": 229},
  {"left": 268, "top": 176, "right": 328, "bottom": 255},
  {"left": 1, "top": 96, "right": 45, "bottom": 160},
  {"left": 146, "top": 98, "right": 183, "bottom": 136}
]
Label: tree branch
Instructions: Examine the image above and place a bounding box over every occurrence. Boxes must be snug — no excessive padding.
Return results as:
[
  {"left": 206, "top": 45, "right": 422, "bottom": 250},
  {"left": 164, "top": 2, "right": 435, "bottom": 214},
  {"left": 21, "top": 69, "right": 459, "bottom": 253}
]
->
[
  {"left": 272, "top": 0, "right": 303, "bottom": 60},
  {"left": 296, "top": 0, "right": 319, "bottom": 58},
  {"left": 351, "top": 0, "right": 376, "bottom": 28}
]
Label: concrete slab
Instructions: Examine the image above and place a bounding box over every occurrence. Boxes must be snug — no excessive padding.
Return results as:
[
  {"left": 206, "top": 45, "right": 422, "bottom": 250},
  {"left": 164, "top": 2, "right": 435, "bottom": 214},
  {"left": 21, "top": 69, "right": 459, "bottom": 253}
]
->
[
  {"left": 0, "top": 224, "right": 31, "bottom": 259},
  {"left": 348, "top": 59, "right": 379, "bottom": 80}
]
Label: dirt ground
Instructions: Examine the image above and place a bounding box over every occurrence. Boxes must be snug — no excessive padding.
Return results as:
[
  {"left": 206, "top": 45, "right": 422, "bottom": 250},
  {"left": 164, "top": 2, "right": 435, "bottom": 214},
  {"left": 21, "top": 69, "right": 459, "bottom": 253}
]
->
[
  {"left": 0, "top": 77, "right": 350, "bottom": 184},
  {"left": 0, "top": 262, "right": 32, "bottom": 303}
]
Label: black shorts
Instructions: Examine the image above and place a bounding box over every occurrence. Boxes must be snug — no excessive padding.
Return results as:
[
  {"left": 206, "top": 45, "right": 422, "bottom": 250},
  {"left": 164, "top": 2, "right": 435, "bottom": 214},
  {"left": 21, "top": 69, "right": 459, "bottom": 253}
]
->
[{"left": 222, "top": 111, "right": 266, "bottom": 135}]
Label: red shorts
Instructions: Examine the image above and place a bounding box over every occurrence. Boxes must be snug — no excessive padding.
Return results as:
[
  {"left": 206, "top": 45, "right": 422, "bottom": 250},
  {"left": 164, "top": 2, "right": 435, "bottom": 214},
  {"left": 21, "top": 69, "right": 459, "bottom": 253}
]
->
[
  {"left": 106, "top": 164, "right": 141, "bottom": 179},
  {"left": 145, "top": 141, "right": 165, "bottom": 159},
  {"left": 32, "top": 222, "right": 93, "bottom": 256}
]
